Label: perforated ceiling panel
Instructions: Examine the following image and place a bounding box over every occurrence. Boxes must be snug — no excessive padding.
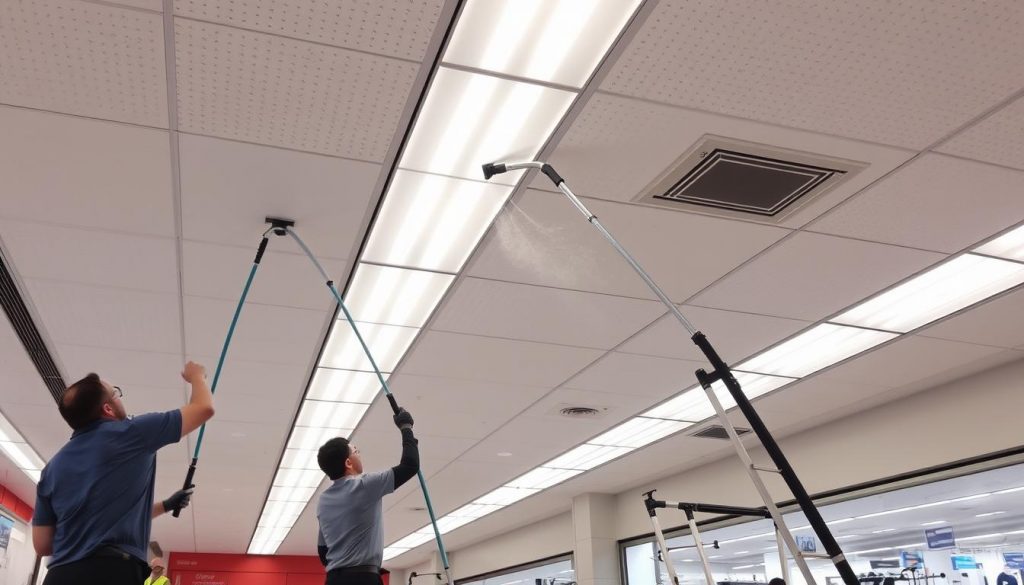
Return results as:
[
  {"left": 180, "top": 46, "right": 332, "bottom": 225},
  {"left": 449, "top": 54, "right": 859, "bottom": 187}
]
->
[
  {"left": 0, "top": 0, "right": 168, "bottom": 127},
  {"left": 602, "top": 0, "right": 1024, "bottom": 149},
  {"left": 938, "top": 96, "right": 1024, "bottom": 171},
  {"left": 173, "top": 0, "right": 444, "bottom": 61},
  {"left": 174, "top": 19, "right": 419, "bottom": 161}
]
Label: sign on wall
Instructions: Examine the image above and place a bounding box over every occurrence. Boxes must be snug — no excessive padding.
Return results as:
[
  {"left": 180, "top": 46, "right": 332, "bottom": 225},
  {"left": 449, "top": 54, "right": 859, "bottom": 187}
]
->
[
  {"left": 1004, "top": 553, "right": 1024, "bottom": 570},
  {"left": 952, "top": 556, "right": 978, "bottom": 570},
  {"left": 902, "top": 551, "right": 925, "bottom": 569}
]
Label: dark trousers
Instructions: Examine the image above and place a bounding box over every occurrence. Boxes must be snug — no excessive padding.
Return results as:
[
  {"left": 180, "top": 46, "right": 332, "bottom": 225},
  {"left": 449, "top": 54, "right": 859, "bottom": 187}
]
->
[
  {"left": 326, "top": 570, "right": 383, "bottom": 585},
  {"left": 43, "top": 556, "right": 149, "bottom": 585}
]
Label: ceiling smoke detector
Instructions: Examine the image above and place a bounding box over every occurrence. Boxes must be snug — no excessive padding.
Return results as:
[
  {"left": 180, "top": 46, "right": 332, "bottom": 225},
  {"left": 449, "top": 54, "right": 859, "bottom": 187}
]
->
[
  {"left": 636, "top": 135, "right": 865, "bottom": 223},
  {"left": 558, "top": 406, "right": 604, "bottom": 418}
]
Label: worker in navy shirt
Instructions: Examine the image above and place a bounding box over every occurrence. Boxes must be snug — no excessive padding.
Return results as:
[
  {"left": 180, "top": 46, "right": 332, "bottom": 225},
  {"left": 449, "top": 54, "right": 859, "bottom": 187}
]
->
[
  {"left": 316, "top": 407, "right": 419, "bottom": 585},
  {"left": 32, "top": 361, "right": 216, "bottom": 585}
]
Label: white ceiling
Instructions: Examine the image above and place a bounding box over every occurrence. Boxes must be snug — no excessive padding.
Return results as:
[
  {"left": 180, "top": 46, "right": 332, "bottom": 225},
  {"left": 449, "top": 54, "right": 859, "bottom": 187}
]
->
[{"left": 0, "top": 0, "right": 1022, "bottom": 570}]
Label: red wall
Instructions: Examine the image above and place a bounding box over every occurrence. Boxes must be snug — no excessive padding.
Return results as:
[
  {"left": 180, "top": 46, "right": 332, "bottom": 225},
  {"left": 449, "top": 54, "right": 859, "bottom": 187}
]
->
[
  {"left": 168, "top": 552, "right": 388, "bottom": 585},
  {"left": 0, "top": 484, "right": 33, "bottom": 522}
]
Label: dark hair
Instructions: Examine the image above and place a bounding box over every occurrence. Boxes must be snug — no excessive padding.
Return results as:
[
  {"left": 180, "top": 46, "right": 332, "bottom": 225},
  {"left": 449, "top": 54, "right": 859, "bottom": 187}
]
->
[
  {"left": 58, "top": 373, "right": 107, "bottom": 430},
  {"left": 769, "top": 578, "right": 786, "bottom": 585},
  {"left": 318, "top": 437, "right": 351, "bottom": 480}
]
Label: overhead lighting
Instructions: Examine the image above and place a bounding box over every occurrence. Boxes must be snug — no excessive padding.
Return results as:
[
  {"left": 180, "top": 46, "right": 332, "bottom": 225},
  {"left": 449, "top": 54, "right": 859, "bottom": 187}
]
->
[
  {"left": 643, "top": 372, "right": 794, "bottom": 422},
  {"left": 270, "top": 468, "right": 324, "bottom": 489},
  {"left": 734, "top": 551, "right": 751, "bottom": 555},
  {"left": 399, "top": 67, "right": 575, "bottom": 183},
  {"left": 319, "top": 322, "right": 419, "bottom": 371},
  {"left": 589, "top": 417, "right": 692, "bottom": 448},
  {"left": 287, "top": 426, "right": 350, "bottom": 452},
  {"left": 280, "top": 449, "right": 320, "bottom": 470},
  {"left": 345, "top": 263, "right": 455, "bottom": 327},
  {"left": 268, "top": 486, "right": 317, "bottom": 503},
  {"left": 442, "top": 0, "right": 641, "bottom": 88},
  {"left": 383, "top": 547, "right": 410, "bottom": 561},
  {"left": 832, "top": 254, "right": 1024, "bottom": 333},
  {"left": 473, "top": 486, "right": 539, "bottom": 506},
  {"left": 362, "top": 171, "right": 512, "bottom": 272},
  {"left": 307, "top": 369, "right": 382, "bottom": 403},
  {"left": 416, "top": 515, "right": 475, "bottom": 535},
  {"left": 295, "top": 401, "right": 369, "bottom": 430},
  {"left": 836, "top": 535, "right": 861, "bottom": 540},
  {"left": 738, "top": 323, "right": 897, "bottom": 378},
  {"left": 544, "top": 444, "right": 633, "bottom": 471},
  {"left": 976, "top": 511, "right": 1006, "bottom": 518},
  {"left": 506, "top": 467, "right": 584, "bottom": 490},
  {"left": 975, "top": 224, "right": 1024, "bottom": 262},
  {"left": 448, "top": 503, "right": 504, "bottom": 518},
  {"left": 391, "top": 532, "right": 435, "bottom": 549},
  {"left": 872, "top": 529, "right": 896, "bottom": 534},
  {"left": 921, "top": 521, "right": 946, "bottom": 526},
  {"left": 0, "top": 412, "right": 46, "bottom": 483}
]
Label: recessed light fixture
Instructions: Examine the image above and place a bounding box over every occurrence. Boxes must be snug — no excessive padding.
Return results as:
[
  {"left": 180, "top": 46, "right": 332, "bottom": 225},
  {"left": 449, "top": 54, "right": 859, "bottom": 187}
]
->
[
  {"left": 871, "top": 529, "right": 896, "bottom": 534},
  {"left": 921, "top": 521, "right": 946, "bottom": 526},
  {"left": 497, "top": 452, "right": 513, "bottom": 457},
  {"left": 976, "top": 511, "right": 1006, "bottom": 518}
]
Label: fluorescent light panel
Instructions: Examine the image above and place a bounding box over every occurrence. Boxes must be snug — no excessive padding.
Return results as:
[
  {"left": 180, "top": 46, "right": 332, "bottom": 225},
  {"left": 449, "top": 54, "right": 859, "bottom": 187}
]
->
[
  {"left": 644, "top": 372, "right": 794, "bottom": 422},
  {"left": 589, "top": 416, "right": 692, "bottom": 448},
  {"left": 544, "top": 444, "right": 632, "bottom": 471},
  {"left": 443, "top": 0, "right": 641, "bottom": 88},
  {"left": 346, "top": 264, "right": 455, "bottom": 327},
  {"left": 738, "top": 323, "right": 897, "bottom": 378},
  {"left": 320, "top": 321, "right": 419, "bottom": 371},
  {"left": 832, "top": 254, "right": 1024, "bottom": 333},
  {"left": 362, "top": 171, "right": 512, "bottom": 273},
  {"left": 307, "top": 369, "right": 382, "bottom": 403},
  {"left": 399, "top": 67, "right": 576, "bottom": 183},
  {"left": 0, "top": 411, "right": 46, "bottom": 483},
  {"left": 295, "top": 400, "right": 369, "bottom": 430},
  {"left": 287, "top": 426, "right": 352, "bottom": 452},
  {"left": 976, "top": 224, "right": 1024, "bottom": 262},
  {"left": 506, "top": 467, "right": 584, "bottom": 490}
]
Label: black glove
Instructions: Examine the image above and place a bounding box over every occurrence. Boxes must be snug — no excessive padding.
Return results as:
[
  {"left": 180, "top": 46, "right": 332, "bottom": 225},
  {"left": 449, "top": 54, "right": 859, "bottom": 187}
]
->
[
  {"left": 393, "top": 408, "right": 414, "bottom": 430},
  {"left": 163, "top": 487, "right": 193, "bottom": 513}
]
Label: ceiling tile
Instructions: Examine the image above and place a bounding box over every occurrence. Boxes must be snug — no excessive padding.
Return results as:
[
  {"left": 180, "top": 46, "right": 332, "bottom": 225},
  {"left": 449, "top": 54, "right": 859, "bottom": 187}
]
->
[
  {"left": 938, "top": 96, "right": 1024, "bottom": 171},
  {"left": 563, "top": 352, "right": 706, "bottom": 398},
  {"left": 0, "top": 0, "right": 168, "bottom": 127},
  {"left": 617, "top": 305, "right": 810, "bottom": 364},
  {"left": 810, "top": 154, "right": 1024, "bottom": 253},
  {"left": 815, "top": 335, "right": 1008, "bottom": 389},
  {"left": 468, "top": 189, "right": 788, "bottom": 302},
  {"left": 400, "top": 330, "right": 603, "bottom": 387},
  {"left": 385, "top": 373, "right": 553, "bottom": 440},
  {"left": 533, "top": 92, "right": 914, "bottom": 229},
  {"left": 753, "top": 376, "right": 892, "bottom": 418},
  {"left": 0, "top": 221, "right": 178, "bottom": 293},
  {"left": 919, "top": 288, "right": 1024, "bottom": 348},
  {"left": 432, "top": 277, "right": 664, "bottom": 350},
  {"left": 173, "top": 0, "right": 444, "bottom": 61},
  {"left": 175, "top": 19, "right": 419, "bottom": 161},
  {"left": 521, "top": 387, "right": 664, "bottom": 430},
  {"left": 178, "top": 134, "right": 380, "bottom": 254},
  {"left": 106, "top": 0, "right": 163, "bottom": 10},
  {"left": 183, "top": 242, "right": 345, "bottom": 311},
  {"left": 602, "top": 1, "right": 1024, "bottom": 148},
  {"left": 0, "top": 107, "right": 174, "bottom": 236},
  {"left": 57, "top": 345, "right": 183, "bottom": 392},
  {"left": 183, "top": 296, "right": 328, "bottom": 366},
  {"left": 25, "top": 279, "right": 181, "bottom": 353},
  {"left": 692, "top": 232, "right": 945, "bottom": 321}
]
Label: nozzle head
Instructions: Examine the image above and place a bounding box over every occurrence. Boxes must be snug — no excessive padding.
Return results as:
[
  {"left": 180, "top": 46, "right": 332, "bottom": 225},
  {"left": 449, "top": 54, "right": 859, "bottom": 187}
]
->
[
  {"left": 265, "top": 216, "right": 295, "bottom": 236},
  {"left": 482, "top": 162, "right": 506, "bottom": 180}
]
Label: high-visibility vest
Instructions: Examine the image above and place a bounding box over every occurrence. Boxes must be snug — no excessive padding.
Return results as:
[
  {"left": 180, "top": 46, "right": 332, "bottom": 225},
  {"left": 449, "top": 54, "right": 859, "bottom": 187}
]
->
[{"left": 144, "top": 576, "right": 170, "bottom": 585}]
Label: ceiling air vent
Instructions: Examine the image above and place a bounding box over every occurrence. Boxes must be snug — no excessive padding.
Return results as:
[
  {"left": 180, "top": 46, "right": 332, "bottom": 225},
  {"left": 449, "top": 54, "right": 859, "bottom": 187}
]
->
[
  {"left": 636, "top": 135, "right": 865, "bottom": 223},
  {"left": 0, "top": 251, "right": 65, "bottom": 403},
  {"left": 558, "top": 406, "right": 604, "bottom": 418},
  {"left": 691, "top": 425, "right": 752, "bottom": 440}
]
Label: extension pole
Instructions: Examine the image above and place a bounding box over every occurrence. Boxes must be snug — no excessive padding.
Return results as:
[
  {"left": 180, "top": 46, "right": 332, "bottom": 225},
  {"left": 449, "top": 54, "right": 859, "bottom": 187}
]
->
[
  {"left": 283, "top": 227, "right": 452, "bottom": 585},
  {"left": 483, "top": 161, "right": 858, "bottom": 585},
  {"left": 173, "top": 230, "right": 274, "bottom": 517}
]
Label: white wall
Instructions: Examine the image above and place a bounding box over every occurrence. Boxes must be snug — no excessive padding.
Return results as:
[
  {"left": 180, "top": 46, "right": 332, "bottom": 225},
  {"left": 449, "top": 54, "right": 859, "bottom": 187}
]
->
[{"left": 437, "top": 357, "right": 1024, "bottom": 582}]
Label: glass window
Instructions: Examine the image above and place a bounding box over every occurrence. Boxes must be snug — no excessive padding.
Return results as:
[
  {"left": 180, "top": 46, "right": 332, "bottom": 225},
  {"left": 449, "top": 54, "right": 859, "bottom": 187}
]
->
[
  {"left": 460, "top": 555, "right": 575, "bottom": 585},
  {"left": 623, "top": 462, "right": 1024, "bottom": 585}
]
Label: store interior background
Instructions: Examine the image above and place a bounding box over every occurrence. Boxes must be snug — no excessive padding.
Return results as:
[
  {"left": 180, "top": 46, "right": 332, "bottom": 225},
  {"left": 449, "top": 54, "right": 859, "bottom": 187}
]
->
[{"left": 1, "top": 1, "right": 1024, "bottom": 585}]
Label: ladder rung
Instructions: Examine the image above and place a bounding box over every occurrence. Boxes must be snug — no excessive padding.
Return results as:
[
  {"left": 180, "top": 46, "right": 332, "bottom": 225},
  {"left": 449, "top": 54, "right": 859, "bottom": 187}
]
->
[
  {"left": 800, "top": 553, "right": 831, "bottom": 560},
  {"left": 751, "top": 464, "right": 781, "bottom": 474}
]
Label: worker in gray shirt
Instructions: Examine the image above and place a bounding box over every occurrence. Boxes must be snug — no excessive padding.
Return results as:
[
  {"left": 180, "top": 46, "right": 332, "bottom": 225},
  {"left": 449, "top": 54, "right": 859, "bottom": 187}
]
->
[{"left": 316, "top": 407, "right": 419, "bottom": 585}]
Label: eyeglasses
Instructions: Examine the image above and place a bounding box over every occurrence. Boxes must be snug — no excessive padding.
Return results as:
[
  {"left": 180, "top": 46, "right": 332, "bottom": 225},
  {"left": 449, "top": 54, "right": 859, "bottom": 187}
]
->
[{"left": 111, "top": 386, "right": 124, "bottom": 399}]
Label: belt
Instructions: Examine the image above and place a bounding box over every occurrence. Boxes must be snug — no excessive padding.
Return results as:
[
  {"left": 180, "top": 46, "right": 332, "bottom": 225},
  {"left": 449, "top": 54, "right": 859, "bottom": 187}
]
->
[
  {"left": 91, "top": 545, "right": 135, "bottom": 560},
  {"left": 329, "top": 565, "right": 381, "bottom": 575}
]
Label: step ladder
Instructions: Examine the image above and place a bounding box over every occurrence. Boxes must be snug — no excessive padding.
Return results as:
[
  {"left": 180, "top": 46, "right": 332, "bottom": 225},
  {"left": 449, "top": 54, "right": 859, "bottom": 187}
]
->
[
  {"left": 481, "top": 161, "right": 859, "bottom": 585},
  {"left": 644, "top": 492, "right": 809, "bottom": 585}
]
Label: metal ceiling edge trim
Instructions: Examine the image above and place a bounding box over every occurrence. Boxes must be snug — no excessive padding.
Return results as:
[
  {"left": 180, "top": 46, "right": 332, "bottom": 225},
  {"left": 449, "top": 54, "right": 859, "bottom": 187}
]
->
[{"left": 246, "top": 0, "right": 470, "bottom": 554}]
